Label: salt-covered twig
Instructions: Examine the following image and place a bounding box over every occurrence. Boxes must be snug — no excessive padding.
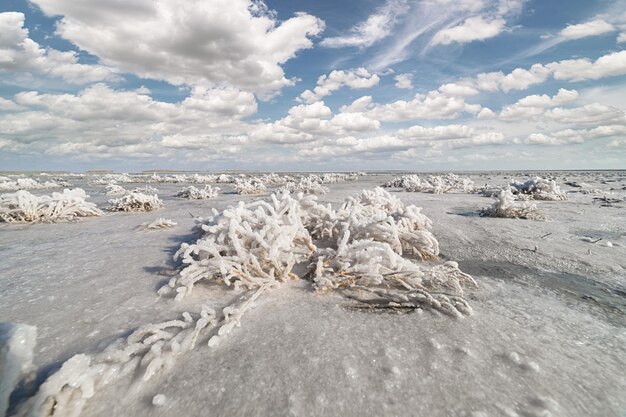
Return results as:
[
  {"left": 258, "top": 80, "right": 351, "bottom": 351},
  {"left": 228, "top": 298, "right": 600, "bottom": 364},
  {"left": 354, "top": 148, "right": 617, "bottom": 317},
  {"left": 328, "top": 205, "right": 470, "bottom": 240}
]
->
[{"left": 137, "top": 218, "right": 178, "bottom": 230}]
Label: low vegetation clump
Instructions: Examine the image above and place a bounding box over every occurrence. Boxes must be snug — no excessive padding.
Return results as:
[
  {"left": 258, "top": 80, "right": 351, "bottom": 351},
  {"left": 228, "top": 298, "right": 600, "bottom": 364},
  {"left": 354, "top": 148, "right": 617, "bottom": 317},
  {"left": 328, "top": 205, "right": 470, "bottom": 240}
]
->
[
  {"left": 278, "top": 177, "right": 329, "bottom": 195},
  {"left": 175, "top": 185, "right": 219, "bottom": 199},
  {"left": 234, "top": 178, "right": 267, "bottom": 195},
  {"left": 480, "top": 189, "right": 545, "bottom": 220},
  {"left": 0, "top": 178, "right": 67, "bottom": 192},
  {"left": 108, "top": 192, "right": 163, "bottom": 212},
  {"left": 509, "top": 177, "right": 567, "bottom": 201},
  {"left": 0, "top": 189, "right": 103, "bottom": 223},
  {"left": 384, "top": 173, "right": 475, "bottom": 193}
]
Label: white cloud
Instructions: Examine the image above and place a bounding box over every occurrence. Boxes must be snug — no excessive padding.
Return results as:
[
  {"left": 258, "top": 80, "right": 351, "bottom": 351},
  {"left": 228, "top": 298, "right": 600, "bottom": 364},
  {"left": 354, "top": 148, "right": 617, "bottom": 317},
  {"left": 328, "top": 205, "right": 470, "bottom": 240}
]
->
[
  {"left": 559, "top": 19, "right": 615, "bottom": 40},
  {"left": 524, "top": 124, "right": 626, "bottom": 146},
  {"left": 499, "top": 88, "right": 579, "bottom": 121},
  {"left": 0, "top": 12, "right": 115, "bottom": 84},
  {"left": 468, "top": 51, "right": 626, "bottom": 93},
  {"left": 438, "top": 83, "right": 480, "bottom": 97},
  {"left": 298, "top": 68, "right": 379, "bottom": 103},
  {"left": 546, "top": 51, "right": 626, "bottom": 82},
  {"left": 365, "top": 91, "right": 481, "bottom": 121},
  {"left": 431, "top": 16, "right": 505, "bottom": 46},
  {"left": 29, "top": 0, "right": 324, "bottom": 97},
  {"left": 545, "top": 103, "right": 626, "bottom": 126},
  {"left": 0, "top": 84, "right": 258, "bottom": 157},
  {"left": 394, "top": 73, "right": 413, "bottom": 89},
  {"left": 618, "top": 32, "right": 626, "bottom": 43},
  {"left": 320, "top": 0, "right": 409, "bottom": 48}
]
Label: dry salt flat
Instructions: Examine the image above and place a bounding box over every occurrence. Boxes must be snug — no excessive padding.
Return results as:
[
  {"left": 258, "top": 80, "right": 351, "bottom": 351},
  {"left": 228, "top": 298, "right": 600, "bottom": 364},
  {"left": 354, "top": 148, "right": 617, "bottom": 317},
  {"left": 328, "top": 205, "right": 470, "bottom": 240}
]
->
[{"left": 1, "top": 171, "right": 625, "bottom": 417}]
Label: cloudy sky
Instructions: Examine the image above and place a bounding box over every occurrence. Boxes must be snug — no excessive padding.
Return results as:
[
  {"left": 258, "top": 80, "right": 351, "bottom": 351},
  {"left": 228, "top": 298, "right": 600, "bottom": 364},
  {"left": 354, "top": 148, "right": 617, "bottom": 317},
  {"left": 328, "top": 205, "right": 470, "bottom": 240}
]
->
[{"left": 1, "top": 0, "right": 625, "bottom": 171}]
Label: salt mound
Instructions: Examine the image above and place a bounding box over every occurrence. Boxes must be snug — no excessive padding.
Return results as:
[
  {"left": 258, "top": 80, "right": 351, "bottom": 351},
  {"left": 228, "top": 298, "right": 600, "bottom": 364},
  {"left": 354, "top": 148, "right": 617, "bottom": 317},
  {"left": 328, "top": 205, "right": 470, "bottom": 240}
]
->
[{"left": 0, "top": 189, "right": 103, "bottom": 223}]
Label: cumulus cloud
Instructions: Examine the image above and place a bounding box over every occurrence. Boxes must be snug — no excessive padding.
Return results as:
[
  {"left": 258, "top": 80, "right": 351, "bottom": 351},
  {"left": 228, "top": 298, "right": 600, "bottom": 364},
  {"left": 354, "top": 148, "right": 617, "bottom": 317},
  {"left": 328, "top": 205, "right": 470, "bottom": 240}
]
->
[
  {"left": 365, "top": 90, "right": 482, "bottom": 121},
  {"left": 524, "top": 124, "right": 626, "bottom": 146},
  {"left": 499, "top": 88, "right": 579, "bottom": 121},
  {"left": 320, "top": 0, "right": 409, "bottom": 48},
  {"left": 0, "top": 84, "right": 258, "bottom": 157},
  {"left": 546, "top": 51, "right": 626, "bottom": 81},
  {"left": 545, "top": 103, "right": 626, "bottom": 126},
  {"left": 466, "top": 51, "right": 626, "bottom": 93},
  {"left": 394, "top": 73, "right": 413, "bottom": 89},
  {"left": 0, "top": 12, "right": 116, "bottom": 84},
  {"left": 559, "top": 19, "right": 615, "bottom": 40},
  {"left": 431, "top": 16, "right": 506, "bottom": 46},
  {"left": 298, "top": 68, "right": 379, "bottom": 103},
  {"left": 28, "top": 0, "right": 324, "bottom": 97}
]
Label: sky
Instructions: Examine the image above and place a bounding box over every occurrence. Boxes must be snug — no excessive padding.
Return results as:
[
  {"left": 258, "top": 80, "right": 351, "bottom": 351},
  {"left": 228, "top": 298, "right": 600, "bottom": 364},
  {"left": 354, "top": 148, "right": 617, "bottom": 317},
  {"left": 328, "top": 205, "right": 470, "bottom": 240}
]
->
[{"left": 0, "top": 0, "right": 625, "bottom": 172}]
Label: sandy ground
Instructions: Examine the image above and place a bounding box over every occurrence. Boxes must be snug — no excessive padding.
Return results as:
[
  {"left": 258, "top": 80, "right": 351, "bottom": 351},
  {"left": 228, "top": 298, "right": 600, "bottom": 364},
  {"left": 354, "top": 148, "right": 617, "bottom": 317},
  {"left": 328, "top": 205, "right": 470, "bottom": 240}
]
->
[{"left": 1, "top": 171, "right": 625, "bottom": 417}]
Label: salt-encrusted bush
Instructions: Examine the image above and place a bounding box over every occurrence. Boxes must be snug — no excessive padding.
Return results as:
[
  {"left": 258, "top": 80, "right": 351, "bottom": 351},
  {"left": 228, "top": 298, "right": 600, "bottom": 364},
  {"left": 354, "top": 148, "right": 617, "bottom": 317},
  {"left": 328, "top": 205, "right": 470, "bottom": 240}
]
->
[
  {"left": 159, "top": 192, "right": 316, "bottom": 300},
  {"left": 138, "top": 218, "right": 178, "bottom": 230},
  {"left": 105, "top": 184, "right": 127, "bottom": 196},
  {"left": 509, "top": 177, "right": 567, "bottom": 201},
  {"left": 278, "top": 177, "right": 329, "bottom": 195},
  {"left": 480, "top": 189, "right": 545, "bottom": 220},
  {"left": 190, "top": 173, "right": 217, "bottom": 184},
  {"left": 311, "top": 235, "right": 475, "bottom": 317},
  {"left": 234, "top": 178, "right": 267, "bottom": 195},
  {"left": 131, "top": 185, "right": 159, "bottom": 194},
  {"left": 108, "top": 192, "right": 163, "bottom": 212},
  {"left": 149, "top": 173, "right": 189, "bottom": 183},
  {"left": 259, "top": 173, "right": 290, "bottom": 185},
  {"left": 175, "top": 185, "right": 219, "bottom": 199},
  {"left": 384, "top": 174, "right": 474, "bottom": 194},
  {"left": 92, "top": 173, "right": 134, "bottom": 185},
  {"left": 215, "top": 174, "right": 234, "bottom": 183},
  {"left": 0, "top": 178, "right": 64, "bottom": 192},
  {"left": 0, "top": 189, "right": 103, "bottom": 223}
]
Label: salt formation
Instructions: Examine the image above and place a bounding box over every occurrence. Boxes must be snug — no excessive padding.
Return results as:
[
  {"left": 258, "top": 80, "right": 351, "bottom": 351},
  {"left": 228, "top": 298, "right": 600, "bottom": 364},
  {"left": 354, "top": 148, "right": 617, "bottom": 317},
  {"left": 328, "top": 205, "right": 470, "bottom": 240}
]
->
[
  {"left": 13, "top": 307, "right": 220, "bottom": 417},
  {"left": 162, "top": 188, "right": 472, "bottom": 317},
  {"left": 0, "top": 189, "right": 103, "bottom": 223},
  {"left": 13, "top": 188, "right": 476, "bottom": 417},
  {"left": 159, "top": 192, "right": 317, "bottom": 300},
  {"left": 108, "top": 193, "right": 163, "bottom": 212},
  {"left": 1, "top": 323, "right": 37, "bottom": 417},
  {"left": 234, "top": 178, "right": 267, "bottom": 195},
  {"left": 384, "top": 174, "right": 474, "bottom": 193},
  {"left": 105, "top": 185, "right": 127, "bottom": 196},
  {"left": 175, "top": 186, "right": 219, "bottom": 199},
  {"left": 91, "top": 173, "right": 134, "bottom": 185},
  {"left": 509, "top": 177, "right": 567, "bottom": 201},
  {"left": 480, "top": 189, "right": 545, "bottom": 220},
  {"left": 278, "top": 177, "right": 329, "bottom": 195},
  {"left": 0, "top": 178, "right": 66, "bottom": 192},
  {"left": 138, "top": 218, "right": 178, "bottom": 230}
]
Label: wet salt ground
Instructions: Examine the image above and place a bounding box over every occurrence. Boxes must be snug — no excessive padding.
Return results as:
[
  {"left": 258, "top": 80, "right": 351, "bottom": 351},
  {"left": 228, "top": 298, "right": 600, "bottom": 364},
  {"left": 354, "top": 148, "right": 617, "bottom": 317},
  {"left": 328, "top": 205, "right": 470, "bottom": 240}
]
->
[{"left": 1, "top": 171, "right": 625, "bottom": 416}]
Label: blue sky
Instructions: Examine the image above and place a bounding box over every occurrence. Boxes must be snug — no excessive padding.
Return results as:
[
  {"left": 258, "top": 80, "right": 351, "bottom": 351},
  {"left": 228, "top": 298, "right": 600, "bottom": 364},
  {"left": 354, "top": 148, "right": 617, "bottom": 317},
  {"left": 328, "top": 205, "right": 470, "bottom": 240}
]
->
[{"left": 0, "top": 0, "right": 625, "bottom": 172}]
